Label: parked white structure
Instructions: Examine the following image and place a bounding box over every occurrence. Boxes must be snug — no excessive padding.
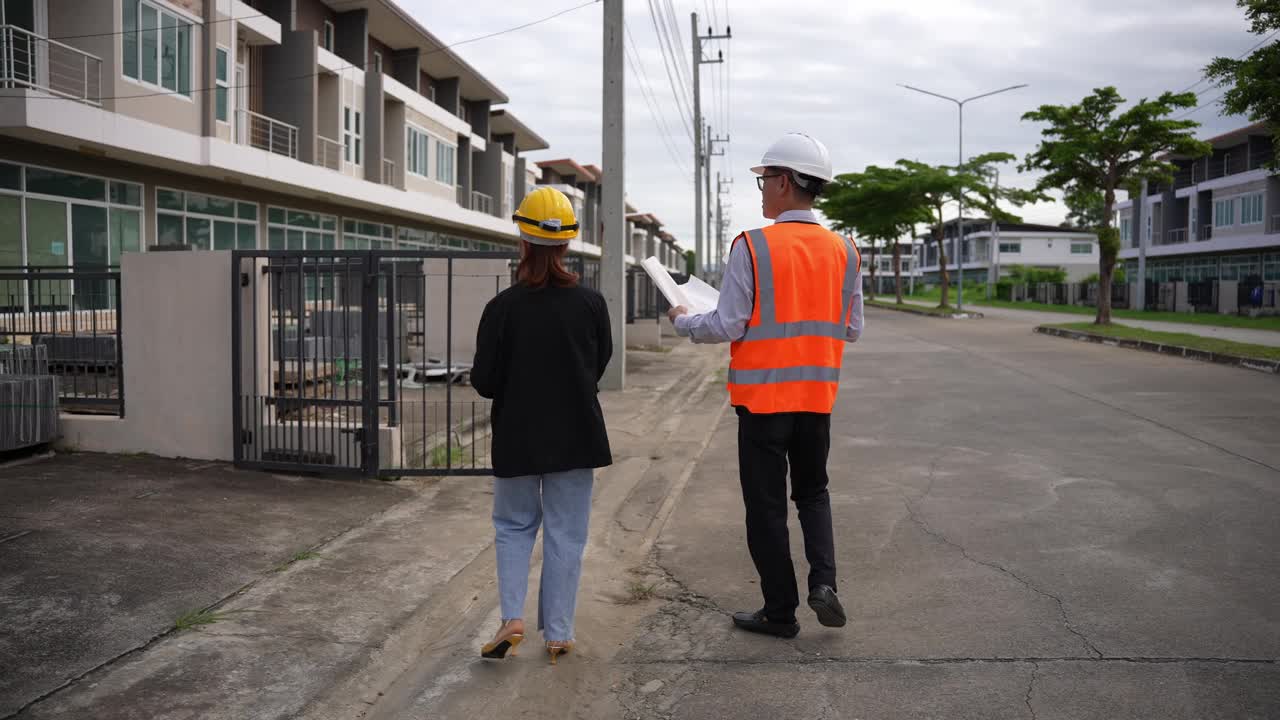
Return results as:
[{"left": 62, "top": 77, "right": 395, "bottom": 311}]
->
[{"left": 915, "top": 219, "right": 1100, "bottom": 283}]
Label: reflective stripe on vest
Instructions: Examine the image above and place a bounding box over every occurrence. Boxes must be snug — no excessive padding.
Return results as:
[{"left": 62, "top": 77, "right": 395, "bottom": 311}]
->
[{"left": 727, "top": 365, "right": 842, "bottom": 385}]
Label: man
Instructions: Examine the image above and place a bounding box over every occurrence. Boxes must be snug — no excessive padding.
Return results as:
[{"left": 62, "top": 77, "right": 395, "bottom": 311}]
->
[{"left": 668, "top": 132, "right": 863, "bottom": 639}]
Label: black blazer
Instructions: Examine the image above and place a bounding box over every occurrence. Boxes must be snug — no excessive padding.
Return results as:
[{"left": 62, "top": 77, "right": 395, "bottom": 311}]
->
[{"left": 471, "top": 283, "right": 614, "bottom": 478}]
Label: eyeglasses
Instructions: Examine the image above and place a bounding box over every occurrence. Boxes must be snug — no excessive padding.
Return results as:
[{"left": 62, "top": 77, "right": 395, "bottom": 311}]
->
[{"left": 756, "top": 174, "right": 783, "bottom": 191}]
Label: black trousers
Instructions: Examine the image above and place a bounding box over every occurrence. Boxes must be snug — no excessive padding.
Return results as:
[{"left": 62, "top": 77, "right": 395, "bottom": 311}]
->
[{"left": 736, "top": 407, "right": 837, "bottom": 623}]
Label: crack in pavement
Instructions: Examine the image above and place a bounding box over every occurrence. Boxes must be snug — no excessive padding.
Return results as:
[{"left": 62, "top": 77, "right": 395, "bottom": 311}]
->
[
  {"left": 616, "top": 655, "right": 1278, "bottom": 667},
  {"left": 902, "top": 461, "right": 1105, "bottom": 660},
  {"left": 1024, "top": 661, "right": 1039, "bottom": 720}
]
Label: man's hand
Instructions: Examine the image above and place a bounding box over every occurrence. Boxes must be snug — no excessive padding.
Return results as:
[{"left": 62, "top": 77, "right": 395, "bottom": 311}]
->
[{"left": 667, "top": 305, "right": 688, "bottom": 324}]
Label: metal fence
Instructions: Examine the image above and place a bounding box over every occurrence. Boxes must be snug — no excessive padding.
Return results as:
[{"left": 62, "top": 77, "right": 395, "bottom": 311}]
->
[
  {"left": 0, "top": 24, "right": 102, "bottom": 105},
  {"left": 627, "top": 266, "right": 661, "bottom": 323},
  {"left": 564, "top": 255, "right": 601, "bottom": 291},
  {"left": 232, "top": 249, "right": 516, "bottom": 477},
  {"left": 0, "top": 266, "right": 123, "bottom": 416}
]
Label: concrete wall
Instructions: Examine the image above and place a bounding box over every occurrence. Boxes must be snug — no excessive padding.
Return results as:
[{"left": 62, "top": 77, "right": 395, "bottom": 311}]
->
[
  {"left": 262, "top": 29, "right": 319, "bottom": 164},
  {"left": 420, "top": 258, "right": 510, "bottom": 362},
  {"left": 364, "top": 69, "right": 384, "bottom": 183},
  {"left": 626, "top": 320, "right": 661, "bottom": 349},
  {"left": 60, "top": 251, "right": 237, "bottom": 460},
  {"left": 474, "top": 142, "right": 504, "bottom": 216}
]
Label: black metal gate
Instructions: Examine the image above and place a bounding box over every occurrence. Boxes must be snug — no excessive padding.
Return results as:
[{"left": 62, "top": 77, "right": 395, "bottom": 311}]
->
[{"left": 231, "top": 249, "right": 517, "bottom": 477}]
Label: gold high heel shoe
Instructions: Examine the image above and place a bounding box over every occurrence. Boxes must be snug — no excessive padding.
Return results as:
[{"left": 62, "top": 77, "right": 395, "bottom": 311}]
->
[
  {"left": 545, "top": 640, "right": 573, "bottom": 665},
  {"left": 481, "top": 621, "right": 524, "bottom": 660}
]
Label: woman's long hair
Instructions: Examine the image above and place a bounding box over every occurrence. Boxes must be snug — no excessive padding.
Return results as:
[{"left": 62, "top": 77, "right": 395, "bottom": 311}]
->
[{"left": 516, "top": 240, "right": 579, "bottom": 289}]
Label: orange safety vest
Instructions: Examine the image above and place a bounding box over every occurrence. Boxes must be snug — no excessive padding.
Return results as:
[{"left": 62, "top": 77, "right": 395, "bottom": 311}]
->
[{"left": 728, "top": 223, "right": 860, "bottom": 414}]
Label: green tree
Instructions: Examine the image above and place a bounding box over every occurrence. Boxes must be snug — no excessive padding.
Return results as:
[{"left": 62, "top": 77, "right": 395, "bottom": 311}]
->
[
  {"left": 1205, "top": 1, "right": 1280, "bottom": 169},
  {"left": 898, "top": 154, "right": 1038, "bottom": 309},
  {"left": 1021, "top": 87, "right": 1211, "bottom": 324},
  {"left": 1060, "top": 186, "right": 1107, "bottom": 229},
  {"left": 684, "top": 249, "right": 695, "bottom": 276},
  {"left": 819, "top": 165, "right": 929, "bottom": 304}
]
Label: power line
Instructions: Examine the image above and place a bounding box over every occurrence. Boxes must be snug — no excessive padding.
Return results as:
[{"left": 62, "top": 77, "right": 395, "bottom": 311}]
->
[
  {"left": 653, "top": 0, "right": 695, "bottom": 108},
  {"left": 663, "top": 0, "right": 693, "bottom": 86},
  {"left": 624, "top": 22, "right": 692, "bottom": 177},
  {"left": 1177, "top": 28, "right": 1279, "bottom": 94},
  {"left": 23, "top": 0, "right": 601, "bottom": 103},
  {"left": 644, "top": 0, "right": 696, "bottom": 141},
  {"left": 1175, "top": 91, "right": 1227, "bottom": 120}
]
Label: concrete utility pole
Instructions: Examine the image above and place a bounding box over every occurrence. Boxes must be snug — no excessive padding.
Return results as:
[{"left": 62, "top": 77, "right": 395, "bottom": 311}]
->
[
  {"left": 1135, "top": 178, "right": 1148, "bottom": 311},
  {"left": 692, "top": 12, "right": 729, "bottom": 276},
  {"left": 717, "top": 173, "right": 733, "bottom": 272},
  {"left": 601, "top": 0, "right": 626, "bottom": 390},
  {"left": 707, "top": 127, "right": 728, "bottom": 273}
]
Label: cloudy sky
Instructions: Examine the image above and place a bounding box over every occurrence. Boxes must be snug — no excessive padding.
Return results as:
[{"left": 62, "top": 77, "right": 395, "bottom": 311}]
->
[{"left": 402, "top": 0, "right": 1261, "bottom": 253}]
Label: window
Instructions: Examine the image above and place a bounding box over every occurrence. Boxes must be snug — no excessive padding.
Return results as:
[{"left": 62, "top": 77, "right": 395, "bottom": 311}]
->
[
  {"left": 435, "top": 140, "right": 456, "bottom": 186},
  {"left": 215, "top": 47, "right": 229, "bottom": 122},
  {"left": 1264, "top": 253, "right": 1280, "bottom": 281},
  {"left": 266, "top": 207, "right": 336, "bottom": 250},
  {"left": 1119, "top": 217, "right": 1132, "bottom": 246},
  {"left": 1220, "top": 255, "right": 1260, "bottom": 281},
  {"left": 373, "top": 51, "right": 383, "bottom": 74},
  {"left": 1071, "top": 242, "right": 1092, "bottom": 255},
  {"left": 406, "top": 126, "right": 430, "bottom": 177},
  {"left": 322, "top": 21, "right": 335, "bottom": 52},
  {"left": 342, "top": 220, "right": 395, "bottom": 250},
  {"left": 1240, "top": 193, "right": 1264, "bottom": 225},
  {"left": 122, "top": 0, "right": 193, "bottom": 96},
  {"left": 344, "top": 107, "right": 363, "bottom": 165},
  {"left": 999, "top": 242, "right": 1021, "bottom": 254},
  {"left": 156, "top": 189, "right": 257, "bottom": 250},
  {"left": 1214, "top": 198, "right": 1236, "bottom": 228}
]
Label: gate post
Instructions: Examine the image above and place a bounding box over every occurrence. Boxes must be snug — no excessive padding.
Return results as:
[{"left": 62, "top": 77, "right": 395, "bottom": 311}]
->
[{"left": 360, "top": 251, "right": 380, "bottom": 476}]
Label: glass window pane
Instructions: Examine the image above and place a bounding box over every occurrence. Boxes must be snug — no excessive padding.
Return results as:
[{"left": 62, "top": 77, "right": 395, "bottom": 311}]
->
[
  {"left": 111, "top": 209, "right": 141, "bottom": 261},
  {"left": 237, "top": 202, "right": 257, "bottom": 220},
  {"left": 186, "top": 216, "right": 211, "bottom": 250},
  {"left": 157, "top": 188, "right": 183, "bottom": 210},
  {"left": 140, "top": 4, "right": 158, "bottom": 84},
  {"left": 0, "top": 162, "right": 19, "bottom": 190},
  {"left": 122, "top": 0, "right": 139, "bottom": 79},
  {"left": 178, "top": 23, "right": 191, "bottom": 96},
  {"left": 161, "top": 12, "right": 177, "bottom": 91},
  {"left": 216, "top": 87, "right": 228, "bottom": 122},
  {"left": 286, "top": 210, "right": 319, "bottom": 228},
  {"left": 26, "top": 167, "right": 105, "bottom": 201},
  {"left": 236, "top": 223, "right": 256, "bottom": 249},
  {"left": 267, "top": 227, "right": 285, "bottom": 249},
  {"left": 343, "top": 219, "right": 356, "bottom": 233},
  {"left": 321, "top": 216, "right": 336, "bottom": 231},
  {"left": 25, "top": 200, "right": 70, "bottom": 307},
  {"left": 304, "top": 231, "right": 324, "bottom": 250},
  {"left": 216, "top": 48, "right": 228, "bottom": 81},
  {"left": 156, "top": 212, "right": 183, "bottom": 246},
  {"left": 110, "top": 181, "right": 142, "bottom": 207},
  {"left": 186, "top": 192, "right": 236, "bottom": 218},
  {"left": 0, "top": 196, "right": 21, "bottom": 272},
  {"left": 213, "top": 221, "right": 235, "bottom": 250},
  {"left": 286, "top": 229, "right": 304, "bottom": 249},
  {"left": 268, "top": 207, "right": 285, "bottom": 224},
  {"left": 72, "top": 204, "right": 110, "bottom": 268}
]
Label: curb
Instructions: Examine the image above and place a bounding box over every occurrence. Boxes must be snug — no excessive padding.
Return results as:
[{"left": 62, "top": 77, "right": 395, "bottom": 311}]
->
[
  {"left": 1034, "top": 326, "right": 1280, "bottom": 376},
  {"left": 867, "top": 301, "right": 984, "bottom": 320}
]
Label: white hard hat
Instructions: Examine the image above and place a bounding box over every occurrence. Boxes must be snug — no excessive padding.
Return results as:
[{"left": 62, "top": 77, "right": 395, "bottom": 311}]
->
[{"left": 751, "top": 133, "right": 834, "bottom": 183}]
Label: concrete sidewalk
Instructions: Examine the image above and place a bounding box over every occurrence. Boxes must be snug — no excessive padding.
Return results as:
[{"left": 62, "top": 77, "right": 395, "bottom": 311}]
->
[
  {"left": 898, "top": 297, "right": 1280, "bottom": 347},
  {"left": 2, "top": 342, "right": 728, "bottom": 720}
]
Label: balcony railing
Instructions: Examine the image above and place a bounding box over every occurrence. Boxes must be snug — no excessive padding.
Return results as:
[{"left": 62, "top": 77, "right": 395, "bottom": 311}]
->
[
  {"left": 237, "top": 108, "right": 298, "bottom": 159},
  {"left": 1203, "top": 224, "right": 1214, "bottom": 241},
  {"left": 0, "top": 25, "right": 101, "bottom": 105},
  {"left": 382, "top": 158, "right": 397, "bottom": 187},
  {"left": 471, "top": 191, "right": 494, "bottom": 216},
  {"left": 1271, "top": 214, "right": 1280, "bottom": 234},
  {"left": 316, "top": 135, "right": 341, "bottom": 171},
  {"left": 1164, "top": 228, "right": 1188, "bottom": 246}
]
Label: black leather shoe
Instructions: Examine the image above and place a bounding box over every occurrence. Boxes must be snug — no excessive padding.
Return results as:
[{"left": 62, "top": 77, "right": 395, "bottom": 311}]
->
[
  {"left": 807, "top": 585, "right": 847, "bottom": 628},
  {"left": 732, "top": 610, "right": 800, "bottom": 638}
]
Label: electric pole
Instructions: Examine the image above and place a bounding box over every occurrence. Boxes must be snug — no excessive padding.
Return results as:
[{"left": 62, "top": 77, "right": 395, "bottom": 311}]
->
[
  {"left": 717, "top": 173, "right": 733, "bottom": 274},
  {"left": 601, "top": 0, "right": 625, "bottom": 390},
  {"left": 692, "top": 12, "right": 729, "bottom": 277}
]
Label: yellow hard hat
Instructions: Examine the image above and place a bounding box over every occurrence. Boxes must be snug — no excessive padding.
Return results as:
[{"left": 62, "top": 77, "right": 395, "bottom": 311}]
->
[{"left": 512, "top": 186, "right": 579, "bottom": 245}]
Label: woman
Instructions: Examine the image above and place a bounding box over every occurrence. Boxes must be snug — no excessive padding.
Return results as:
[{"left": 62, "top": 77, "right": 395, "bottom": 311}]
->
[{"left": 471, "top": 186, "right": 613, "bottom": 665}]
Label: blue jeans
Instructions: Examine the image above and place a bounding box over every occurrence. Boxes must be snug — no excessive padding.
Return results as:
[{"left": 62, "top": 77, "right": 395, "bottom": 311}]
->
[{"left": 492, "top": 468, "right": 594, "bottom": 642}]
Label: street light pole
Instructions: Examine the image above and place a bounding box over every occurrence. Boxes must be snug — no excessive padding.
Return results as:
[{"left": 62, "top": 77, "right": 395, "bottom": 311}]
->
[{"left": 899, "top": 83, "right": 1027, "bottom": 312}]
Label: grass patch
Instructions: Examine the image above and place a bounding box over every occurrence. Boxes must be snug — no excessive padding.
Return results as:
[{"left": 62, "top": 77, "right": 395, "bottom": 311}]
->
[
  {"left": 898, "top": 291, "right": 1280, "bottom": 332},
  {"left": 430, "top": 445, "right": 466, "bottom": 469},
  {"left": 273, "top": 549, "right": 323, "bottom": 572},
  {"left": 622, "top": 580, "right": 659, "bottom": 604},
  {"left": 1049, "top": 322, "right": 1280, "bottom": 362},
  {"left": 866, "top": 299, "right": 976, "bottom": 317},
  {"left": 174, "top": 608, "right": 232, "bottom": 631}
]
